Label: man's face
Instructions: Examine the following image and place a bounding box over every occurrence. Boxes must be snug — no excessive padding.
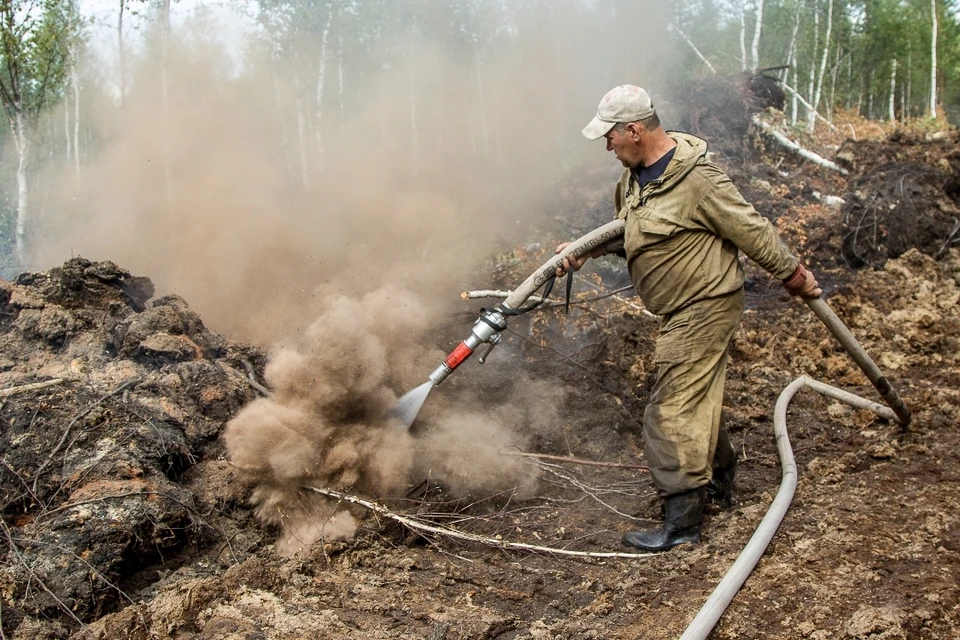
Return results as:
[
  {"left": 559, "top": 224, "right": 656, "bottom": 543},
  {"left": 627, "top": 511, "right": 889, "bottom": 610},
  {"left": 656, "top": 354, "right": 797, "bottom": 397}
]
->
[{"left": 604, "top": 125, "right": 644, "bottom": 168}]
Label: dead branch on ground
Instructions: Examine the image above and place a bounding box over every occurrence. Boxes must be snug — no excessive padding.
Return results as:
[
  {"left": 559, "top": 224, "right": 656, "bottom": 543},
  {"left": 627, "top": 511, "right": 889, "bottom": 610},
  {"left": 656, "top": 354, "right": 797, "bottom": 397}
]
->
[
  {"left": 0, "top": 379, "right": 65, "bottom": 398},
  {"left": 240, "top": 359, "right": 271, "bottom": 396},
  {"left": 533, "top": 462, "right": 653, "bottom": 523},
  {"left": 306, "top": 486, "right": 653, "bottom": 559},
  {"left": 502, "top": 449, "right": 648, "bottom": 471},
  {"left": 751, "top": 115, "right": 849, "bottom": 175}
]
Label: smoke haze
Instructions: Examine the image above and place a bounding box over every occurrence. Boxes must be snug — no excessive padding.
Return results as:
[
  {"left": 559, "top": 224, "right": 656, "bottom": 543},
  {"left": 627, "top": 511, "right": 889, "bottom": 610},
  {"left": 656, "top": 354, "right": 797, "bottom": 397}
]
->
[
  {"left": 27, "top": 1, "right": 672, "bottom": 552},
  {"left": 223, "top": 286, "right": 564, "bottom": 554},
  {"left": 33, "top": 1, "right": 672, "bottom": 343}
]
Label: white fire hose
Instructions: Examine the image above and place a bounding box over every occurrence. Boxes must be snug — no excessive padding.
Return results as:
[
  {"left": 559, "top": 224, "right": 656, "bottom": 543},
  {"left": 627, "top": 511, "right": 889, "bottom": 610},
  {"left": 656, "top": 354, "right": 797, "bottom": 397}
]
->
[{"left": 679, "top": 375, "right": 901, "bottom": 640}]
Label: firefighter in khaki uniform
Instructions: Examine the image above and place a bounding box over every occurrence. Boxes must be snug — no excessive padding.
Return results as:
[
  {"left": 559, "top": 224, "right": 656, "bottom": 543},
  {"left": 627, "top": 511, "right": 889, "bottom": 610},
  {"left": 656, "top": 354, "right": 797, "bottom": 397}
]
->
[{"left": 557, "top": 85, "right": 822, "bottom": 552}]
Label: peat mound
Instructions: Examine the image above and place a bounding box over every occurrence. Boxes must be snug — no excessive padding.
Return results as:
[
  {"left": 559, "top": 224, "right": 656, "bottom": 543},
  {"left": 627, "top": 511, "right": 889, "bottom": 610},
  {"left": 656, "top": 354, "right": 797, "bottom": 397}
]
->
[
  {"left": 0, "top": 258, "right": 264, "bottom": 629},
  {"left": 840, "top": 160, "right": 960, "bottom": 268}
]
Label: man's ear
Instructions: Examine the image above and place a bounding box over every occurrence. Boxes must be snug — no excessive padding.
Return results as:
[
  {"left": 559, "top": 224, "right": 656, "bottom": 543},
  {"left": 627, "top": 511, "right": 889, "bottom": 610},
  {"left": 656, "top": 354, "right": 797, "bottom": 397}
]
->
[{"left": 626, "top": 122, "right": 644, "bottom": 140}]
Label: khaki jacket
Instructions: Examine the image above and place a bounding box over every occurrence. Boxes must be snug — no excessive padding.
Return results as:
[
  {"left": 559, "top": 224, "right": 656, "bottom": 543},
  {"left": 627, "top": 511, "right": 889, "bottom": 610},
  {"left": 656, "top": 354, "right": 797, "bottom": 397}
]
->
[{"left": 614, "top": 132, "right": 798, "bottom": 316}]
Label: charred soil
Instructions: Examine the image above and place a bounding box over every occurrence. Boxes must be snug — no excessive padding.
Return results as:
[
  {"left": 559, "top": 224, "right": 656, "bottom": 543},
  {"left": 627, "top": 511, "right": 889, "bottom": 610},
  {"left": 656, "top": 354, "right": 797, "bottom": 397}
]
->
[{"left": 1, "top": 88, "right": 959, "bottom": 639}]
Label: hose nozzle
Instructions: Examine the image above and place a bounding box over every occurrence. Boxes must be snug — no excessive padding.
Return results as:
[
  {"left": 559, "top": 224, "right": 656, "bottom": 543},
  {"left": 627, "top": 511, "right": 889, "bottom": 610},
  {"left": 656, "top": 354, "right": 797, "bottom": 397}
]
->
[{"left": 428, "top": 308, "right": 507, "bottom": 386}]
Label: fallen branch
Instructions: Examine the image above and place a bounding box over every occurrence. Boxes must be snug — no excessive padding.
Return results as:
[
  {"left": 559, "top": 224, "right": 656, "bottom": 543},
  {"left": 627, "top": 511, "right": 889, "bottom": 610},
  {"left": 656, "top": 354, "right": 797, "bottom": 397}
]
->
[
  {"left": 533, "top": 462, "right": 651, "bottom": 522},
  {"left": 0, "top": 457, "right": 41, "bottom": 512},
  {"left": 751, "top": 115, "right": 849, "bottom": 175},
  {"left": 502, "top": 449, "right": 648, "bottom": 471},
  {"left": 935, "top": 217, "right": 960, "bottom": 258},
  {"left": 504, "top": 328, "right": 590, "bottom": 371},
  {"left": 305, "top": 486, "right": 653, "bottom": 559},
  {"left": 669, "top": 23, "right": 717, "bottom": 75},
  {"left": 241, "top": 359, "right": 271, "bottom": 396},
  {"left": 0, "top": 378, "right": 65, "bottom": 399},
  {"left": 463, "top": 286, "right": 656, "bottom": 317},
  {"left": 778, "top": 82, "right": 838, "bottom": 131}
]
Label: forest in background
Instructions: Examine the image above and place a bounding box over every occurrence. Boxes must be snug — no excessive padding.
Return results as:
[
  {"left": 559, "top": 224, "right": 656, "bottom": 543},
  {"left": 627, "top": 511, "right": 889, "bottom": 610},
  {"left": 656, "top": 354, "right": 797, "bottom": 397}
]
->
[{"left": 0, "top": 0, "right": 957, "bottom": 333}]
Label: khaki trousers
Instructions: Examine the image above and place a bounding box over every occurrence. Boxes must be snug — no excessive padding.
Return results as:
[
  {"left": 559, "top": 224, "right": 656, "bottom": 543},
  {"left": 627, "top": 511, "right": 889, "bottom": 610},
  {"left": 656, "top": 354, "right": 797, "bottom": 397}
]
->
[{"left": 643, "top": 289, "right": 744, "bottom": 497}]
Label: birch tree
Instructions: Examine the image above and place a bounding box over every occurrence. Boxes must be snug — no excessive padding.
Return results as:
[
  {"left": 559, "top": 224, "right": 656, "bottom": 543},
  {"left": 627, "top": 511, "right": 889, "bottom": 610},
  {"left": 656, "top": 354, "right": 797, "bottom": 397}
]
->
[
  {"left": 313, "top": 1, "right": 332, "bottom": 168},
  {"left": 928, "top": 0, "right": 937, "bottom": 117},
  {"left": 739, "top": 0, "right": 747, "bottom": 71},
  {"left": 750, "top": 0, "right": 764, "bottom": 72},
  {"left": 888, "top": 57, "right": 897, "bottom": 121},
  {"left": 807, "top": 0, "right": 833, "bottom": 132},
  {"left": 62, "top": 0, "right": 83, "bottom": 187},
  {"left": 0, "top": 0, "right": 69, "bottom": 264}
]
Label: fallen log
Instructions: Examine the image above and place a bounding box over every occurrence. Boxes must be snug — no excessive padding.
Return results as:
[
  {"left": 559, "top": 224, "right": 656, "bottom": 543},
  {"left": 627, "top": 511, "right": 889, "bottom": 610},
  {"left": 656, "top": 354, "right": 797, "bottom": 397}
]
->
[{"left": 751, "top": 115, "right": 849, "bottom": 175}]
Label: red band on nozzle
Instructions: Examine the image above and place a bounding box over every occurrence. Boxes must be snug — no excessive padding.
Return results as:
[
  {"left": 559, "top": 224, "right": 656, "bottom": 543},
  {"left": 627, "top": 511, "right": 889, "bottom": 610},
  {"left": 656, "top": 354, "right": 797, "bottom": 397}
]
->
[{"left": 444, "top": 342, "right": 474, "bottom": 370}]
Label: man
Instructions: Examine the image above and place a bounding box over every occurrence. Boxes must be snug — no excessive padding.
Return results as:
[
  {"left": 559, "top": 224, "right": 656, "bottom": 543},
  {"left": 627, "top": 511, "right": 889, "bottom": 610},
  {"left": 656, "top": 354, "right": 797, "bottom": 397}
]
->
[{"left": 557, "top": 85, "right": 821, "bottom": 553}]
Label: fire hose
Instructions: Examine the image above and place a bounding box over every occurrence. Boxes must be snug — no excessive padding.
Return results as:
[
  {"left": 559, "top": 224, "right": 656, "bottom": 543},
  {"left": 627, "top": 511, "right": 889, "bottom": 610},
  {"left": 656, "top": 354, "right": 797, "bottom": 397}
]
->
[{"left": 395, "top": 219, "right": 912, "bottom": 637}]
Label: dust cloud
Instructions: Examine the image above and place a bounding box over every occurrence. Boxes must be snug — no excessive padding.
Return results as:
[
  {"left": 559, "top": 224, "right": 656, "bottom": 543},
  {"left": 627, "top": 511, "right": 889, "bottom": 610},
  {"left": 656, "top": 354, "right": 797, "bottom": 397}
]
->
[
  {"left": 224, "top": 286, "right": 561, "bottom": 554},
  {"left": 31, "top": 2, "right": 670, "bottom": 552}
]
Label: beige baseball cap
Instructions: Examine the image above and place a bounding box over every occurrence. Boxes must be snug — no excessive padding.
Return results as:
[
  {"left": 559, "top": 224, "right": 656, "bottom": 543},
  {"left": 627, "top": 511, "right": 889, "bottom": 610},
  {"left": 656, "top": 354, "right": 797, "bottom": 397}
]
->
[{"left": 581, "top": 85, "right": 655, "bottom": 140}]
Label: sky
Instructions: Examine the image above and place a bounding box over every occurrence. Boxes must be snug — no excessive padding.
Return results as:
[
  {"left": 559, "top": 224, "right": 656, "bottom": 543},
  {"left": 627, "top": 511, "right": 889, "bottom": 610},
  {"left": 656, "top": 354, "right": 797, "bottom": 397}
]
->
[{"left": 80, "top": 0, "right": 252, "bottom": 72}]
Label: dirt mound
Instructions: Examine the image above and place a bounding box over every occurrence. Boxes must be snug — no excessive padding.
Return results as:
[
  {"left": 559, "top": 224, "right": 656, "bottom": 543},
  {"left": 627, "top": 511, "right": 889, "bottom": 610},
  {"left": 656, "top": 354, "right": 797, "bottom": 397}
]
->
[
  {"left": 0, "top": 258, "right": 264, "bottom": 627},
  {"left": 840, "top": 161, "right": 960, "bottom": 267},
  {"left": 2, "top": 105, "right": 960, "bottom": 638}
]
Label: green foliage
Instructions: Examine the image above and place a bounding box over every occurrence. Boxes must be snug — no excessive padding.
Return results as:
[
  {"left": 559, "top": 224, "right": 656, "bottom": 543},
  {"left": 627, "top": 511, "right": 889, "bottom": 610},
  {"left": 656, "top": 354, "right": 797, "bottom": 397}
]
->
[
  {"left": 0, "top": 0, "right": 72, "bottom": 123},
  {"left": 670, "top": 0, "right": 959, "bottom": 124}
]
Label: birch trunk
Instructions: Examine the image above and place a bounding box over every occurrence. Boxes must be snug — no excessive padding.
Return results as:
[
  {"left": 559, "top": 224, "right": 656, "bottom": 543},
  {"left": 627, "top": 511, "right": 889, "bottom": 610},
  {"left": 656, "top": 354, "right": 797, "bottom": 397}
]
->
[
  {"left": 64, "top": 87, "right": 71, "bottom": 163},
  {"left": 294, "top": 74, "right": 309, "bottom": 188},
  {"left": 783, "top": 3, "right": 801, "bottom": 84},
  {"left": 739, "top": 1, "right": 747, "bottom": 72},
  {"left": 273, "top": 71, "right": 293, "bottom": 178},
  {"left": 314, "top": 2, "right": 332, "bottom": 169},
  {"left": 750, "top": 0, "right": 764, "bottom": 73},
  {"left": 475, "top": 53, "right": 489, "bottom": 157},
  {"left": 336, "top": 28, "right": 344, "bottom": 151},
  {"left": 928, "top": 0, "right": 937, "bottom": 118},
  {"left": 72, "top": 49, "right": 80, "bottom": 184},
  {"left": 671, "top": 23, "right": 716, "bottom": 74},
  {"left": 782, "top": 81, "right": 836, "bottom": 130},
  {"left": 117, "top": 0, "right": 126, "bottom": 129},
  {"left": 13, "top": 112, "right": 30, "bottom": 263},
  {"left": 752, "top": 116, "right": 848, "bottom": 174},
  {"left": 791, "top": 54, "right": 799, "bottom": 125},
  {"left": 808, "top": 0, "right": 819, "bottom": 113},
  {"left": 888, "top": 59, "right": 897, "bottom": 122},
  {"left": 160, "top": 0, "right": 173, "bottom": 213},
  {"left": 807, "top": 0, "right": 832, "bottom": 133}
]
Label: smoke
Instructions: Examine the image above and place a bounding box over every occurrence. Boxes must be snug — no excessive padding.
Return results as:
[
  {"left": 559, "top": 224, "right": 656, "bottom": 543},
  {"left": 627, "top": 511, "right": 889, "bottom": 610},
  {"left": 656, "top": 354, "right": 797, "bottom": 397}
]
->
[
  {"left": 26, "top": 2, "right": 672, "bottom": 554},
  {"left": 224, "top": 286, "right": 562, "bottom": 555},
  {"left": 30, "top": 1, "right": 672, "bottom": 344}
]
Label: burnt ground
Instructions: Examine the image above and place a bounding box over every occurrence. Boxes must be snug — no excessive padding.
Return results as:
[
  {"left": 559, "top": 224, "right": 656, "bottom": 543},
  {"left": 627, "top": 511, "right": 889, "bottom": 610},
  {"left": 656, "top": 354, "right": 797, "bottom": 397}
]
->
[{"left": 1, "top": 83, "right": 959, "bottom": 639}]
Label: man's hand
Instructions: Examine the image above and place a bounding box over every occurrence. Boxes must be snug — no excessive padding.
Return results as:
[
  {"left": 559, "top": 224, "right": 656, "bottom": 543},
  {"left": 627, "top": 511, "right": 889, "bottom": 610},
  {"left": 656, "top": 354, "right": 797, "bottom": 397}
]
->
[
  {"left": 554, "top": 242, "right": 605, "bottom": 277},
  {"left": 783, "top": 264, "right": 822, "bottom": 298}
]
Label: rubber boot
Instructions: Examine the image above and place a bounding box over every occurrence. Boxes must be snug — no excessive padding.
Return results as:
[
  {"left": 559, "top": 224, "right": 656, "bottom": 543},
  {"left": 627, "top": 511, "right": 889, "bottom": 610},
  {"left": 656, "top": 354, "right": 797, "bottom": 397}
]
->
[
  {"left": 622, "top": 487, "right": 706, "bottom": 552},
  {"left": 708, "top": 428, "right": 737, "bottom": 509}
]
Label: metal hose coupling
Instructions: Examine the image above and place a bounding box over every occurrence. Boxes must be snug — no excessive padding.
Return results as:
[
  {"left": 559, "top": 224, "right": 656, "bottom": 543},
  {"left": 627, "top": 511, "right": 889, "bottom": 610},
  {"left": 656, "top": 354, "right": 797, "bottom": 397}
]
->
[{"left": 428, "top": 308, "right": 508, "bottom": 386}]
